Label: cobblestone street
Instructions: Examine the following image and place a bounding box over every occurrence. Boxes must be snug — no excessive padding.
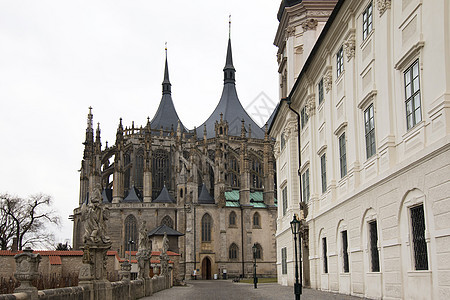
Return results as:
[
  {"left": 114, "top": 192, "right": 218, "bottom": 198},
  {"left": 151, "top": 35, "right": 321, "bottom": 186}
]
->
[{"left": 142, "top": 280, "right": 370, "bottom": 300}]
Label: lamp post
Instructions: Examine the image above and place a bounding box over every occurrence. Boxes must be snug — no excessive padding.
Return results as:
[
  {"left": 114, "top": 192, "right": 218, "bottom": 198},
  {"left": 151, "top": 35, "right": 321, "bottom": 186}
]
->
[
  {"left": 128, "top": 239, "right": 135, "bottom": 263},
  {"left": 252, "top": 243, "right": 258, "bottom": 289},
  {"left": 290, "top": 214, "right": 302, "bottom": 300}
]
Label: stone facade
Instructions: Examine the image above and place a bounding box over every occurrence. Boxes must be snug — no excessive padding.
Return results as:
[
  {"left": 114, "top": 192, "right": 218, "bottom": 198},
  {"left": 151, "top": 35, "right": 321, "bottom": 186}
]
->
[
  {"left": 271, "top": 0, "right": 450, "bottom": 299},
  {"left": 72, "top": 37, "right": 278, "bottom": 280}
]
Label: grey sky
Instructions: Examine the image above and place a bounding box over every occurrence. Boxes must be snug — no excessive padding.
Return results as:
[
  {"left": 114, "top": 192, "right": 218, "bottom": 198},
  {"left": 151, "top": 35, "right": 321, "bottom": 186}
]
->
[{"left": 0, "top": 0, "right": 280, "bottom": 246}]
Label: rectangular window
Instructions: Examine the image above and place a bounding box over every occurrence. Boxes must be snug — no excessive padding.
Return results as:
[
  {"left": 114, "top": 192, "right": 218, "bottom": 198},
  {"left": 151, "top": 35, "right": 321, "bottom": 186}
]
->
[
  {"left": 301, "top": 106, "right": 309, "bottom": 129},
  {"left": 318, "top": 78, "right": 324, "bottom": 105},
  {"left": 411, "top": 204, "right": 428, "bottom": 270},
  {"left": 369, "top": 220, "right": 380, "bottom": 272},
  {"left": 342, "top": 230, "right": 349, "bottom": 273},
  {"left": 320, "top": 154, "right": 327, "bottom": 193},
  {"left": 339, "top": 133, "right": 347, "bottom": 178},
  {"left": 282, "top": 186, "right": 288, "bottom": 216},
  {"left": 281, "top": 247, "right": 287, "bottom": 274},
  {"left": 404, "top": 60, "right": 422, "bottom": 129},
  {"left": 364, "top": 104, "right": 376, "bottom": 158},
  {"left": 302, "top": 169, "right": 310, "bottom": 203},
  {"left": 337, "top": 46, "right": 344, "bottom": 77},
  {"left": 323, "top": 237, "right": 328, "bottom": 273},
  {"left": 363, "top": 2, "right": 373, "bottom": 40}
]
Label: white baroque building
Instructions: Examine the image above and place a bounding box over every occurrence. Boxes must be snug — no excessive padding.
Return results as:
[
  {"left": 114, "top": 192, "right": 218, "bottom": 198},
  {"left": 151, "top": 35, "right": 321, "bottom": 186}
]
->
[{"left": 270, "top": 0, "right": 450, "bottom": 299}]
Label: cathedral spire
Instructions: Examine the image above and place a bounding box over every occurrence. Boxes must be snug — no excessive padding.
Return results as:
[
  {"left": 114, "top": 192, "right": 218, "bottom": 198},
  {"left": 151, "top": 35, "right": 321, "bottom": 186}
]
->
[
  {"left": 85, "top": 106, "right": 94, "bottom": 144},
  {"left": 162, "top": 43, "right": 171, "bottom": 95},
  {"left": 223, "top": 17, "right": 236, "bottom": 84}
]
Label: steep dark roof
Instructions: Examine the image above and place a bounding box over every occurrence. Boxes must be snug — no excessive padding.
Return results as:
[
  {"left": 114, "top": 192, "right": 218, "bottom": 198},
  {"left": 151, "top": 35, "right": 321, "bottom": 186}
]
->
[
  {"left": 147, "top": 224, "right": 184, "bottom": 236},
  {"left": 198, "top": 183, "right": 215, "bottom": 204},
  {"left": 123, "top": 186, "right": 142, "bottom": 203},
  {"left": 196, "top": 38, "right": 264, "bottom": 139},
  {"left": 153, "top": 185, "right": 176, "bottom": 203},
  {"left": 150, "top": 52, "right": 187, "bottom": 132}
]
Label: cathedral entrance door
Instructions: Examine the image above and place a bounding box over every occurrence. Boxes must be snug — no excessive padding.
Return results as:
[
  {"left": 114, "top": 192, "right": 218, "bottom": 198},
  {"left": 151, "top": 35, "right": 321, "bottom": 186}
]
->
[{"left": 201, "top": 257, "right": 212, "bottom": 280}]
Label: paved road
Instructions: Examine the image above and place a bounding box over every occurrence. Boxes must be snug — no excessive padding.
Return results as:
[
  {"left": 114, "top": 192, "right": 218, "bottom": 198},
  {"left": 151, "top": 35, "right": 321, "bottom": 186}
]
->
[{"left": 142, "top": 280, "right": 370, "bottom": 300}]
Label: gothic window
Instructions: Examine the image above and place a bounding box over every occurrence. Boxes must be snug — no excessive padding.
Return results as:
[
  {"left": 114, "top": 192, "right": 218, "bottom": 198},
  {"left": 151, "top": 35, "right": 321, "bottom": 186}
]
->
[
  {"left": 227, "top": 155, "right": 240, "bottom": 189},
  {"left": 229, "top": 211, "right": 236, "bottom": 227},
  {"left": 201, "top": 213, "right": 212, "bottom": 242},
  {"left": 135, "top": 149, "right": 144, "bottom": 190},
  {"left": 411, "top": 204, "right": 428, "bottom": 270},
  {"left": 124, "top": 214, "right": 137, "bottom": 252},
  {"left": 337, "top": 46, "right": 344, "bottom": 77},
  {"left": 250, "top": 157, "right": 263, "bottom": 190},
  {"left": 363, "top": 2, "right": 373, "bottom": 40},
  {"left": 124, "top": 152, "right": 131, "bottom": 191},
  {"left": 369, "top": 220, "right": 380, "bottom": 272},
  {"left": 253, "top": 212, "right": 261, "bottom": 228},
  {"left": 161, "top": 215, "right": 174, "bottom": 229},
  {"left": 281, "top": 247, "right": 287, "bottom": 274},
  {"left": 229, "top": 243, "right": 238, "bottom": 260},
  {"left": 254, "top": 243, "right": 263, "bottom": 260},
  {"left": 339, "top": 133, "right": 347, "bottom": 178},
  {"left": 404, "top": 60, "right": 422, "bottom": 130},
  {"left": 152, "top": 149, "right": 170, "bottom": 199},
  {"left": 209, "top": 165, "right": 215, "bottom": 196}
]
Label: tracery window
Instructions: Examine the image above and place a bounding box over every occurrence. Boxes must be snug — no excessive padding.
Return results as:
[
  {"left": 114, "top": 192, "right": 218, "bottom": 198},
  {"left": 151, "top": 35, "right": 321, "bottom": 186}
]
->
[
  {"left": 152, "top": 149, "right": 170, "bottom": 199},
  {"left": 135, "top": 149, "right": 144, "bottom": 190},
  {"left": 124, "top": 214, "right": 137, "bottom": 252},
  {"left": 229, "top": 243, "right": 238, "bottom": 259},
  {"left": 161, "top": 215, "right": 174, "bottom": 229},
  {"left": 124, "top": 152, "right": 131, "bottom": 191},
  {"left": 253, "top": 212, "right": 261, "bottom": 228},
  {"left": 201, "top": 214, "right": 212, "bottom": 242},
  {"left": 254, "top": 243, "right": 263, "bottom": 260},
  {"left": 229, "top": 211, "right": 237, "bottom": 227},
  {"left": 227, "top": 155, "right": 240, "bottom": 189},
  {"left": 250, "top": 156, "right": 263, "bottom": 189}
]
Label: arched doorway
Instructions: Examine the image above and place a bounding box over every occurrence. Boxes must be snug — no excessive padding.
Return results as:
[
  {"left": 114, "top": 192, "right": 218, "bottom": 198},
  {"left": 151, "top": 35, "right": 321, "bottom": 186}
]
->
[{"left": 201, "top": 257, "right": 212, "bottom": 280}]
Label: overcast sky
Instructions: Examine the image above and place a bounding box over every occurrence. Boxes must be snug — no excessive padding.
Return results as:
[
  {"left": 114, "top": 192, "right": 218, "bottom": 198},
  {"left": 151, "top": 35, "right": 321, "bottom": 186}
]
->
[{"left": 0, "top": 0, "right": 281, "bottom": 246}]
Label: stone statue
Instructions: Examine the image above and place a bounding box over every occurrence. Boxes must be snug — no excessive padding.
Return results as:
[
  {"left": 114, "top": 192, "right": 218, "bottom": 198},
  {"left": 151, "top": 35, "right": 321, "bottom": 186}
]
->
[
  {"left": 162, "top": 232, "right": 169, "bottom": 254},
  {"left": 160, "top": 232, "right": 170, "bottom": 276},
  {"left": 138, "top": 220, "right": 148, "bottom": 251},
  {"left": 81, "top": 183, "right": 111, "bottom": 245}
]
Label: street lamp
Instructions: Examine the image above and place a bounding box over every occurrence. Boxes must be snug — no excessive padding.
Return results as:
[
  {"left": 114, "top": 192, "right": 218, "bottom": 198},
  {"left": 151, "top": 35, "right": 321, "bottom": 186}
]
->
[
  {"left": 252, "top": 243, "right": 258, "bottom": 289},
  {"left": 128, "top": 239, "right": 135, "bottom": 263},
  {"left": 290, "top": 214, "right": 302, "bottom": 300}
]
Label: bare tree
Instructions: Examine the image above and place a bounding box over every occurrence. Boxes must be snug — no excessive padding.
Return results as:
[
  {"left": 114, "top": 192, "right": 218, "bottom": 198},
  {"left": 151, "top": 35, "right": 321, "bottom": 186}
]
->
[{"left": 0, "top": 193, "right": 60, "bottom": 250}]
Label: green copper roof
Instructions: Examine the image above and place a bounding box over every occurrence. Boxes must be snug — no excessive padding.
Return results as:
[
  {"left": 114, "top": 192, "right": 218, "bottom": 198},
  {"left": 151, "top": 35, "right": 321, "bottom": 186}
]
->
[{"left": 224, "top": 190, "right": 277, "bottom": 208}]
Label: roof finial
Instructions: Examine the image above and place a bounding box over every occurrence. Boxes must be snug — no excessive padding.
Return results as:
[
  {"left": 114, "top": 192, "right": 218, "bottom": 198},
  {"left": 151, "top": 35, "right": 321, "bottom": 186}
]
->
[{"left": 228, "top": 14, "right": 231, "bottom": 39}]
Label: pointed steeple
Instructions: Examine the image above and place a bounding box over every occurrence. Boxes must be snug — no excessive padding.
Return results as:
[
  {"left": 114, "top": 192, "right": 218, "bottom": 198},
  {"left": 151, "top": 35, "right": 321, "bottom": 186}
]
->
[
  {"left": 162, "top": 44, "right": 171, "bottom": 95},
  {"left": 223, "top": 17, "right": 236, "bottom": 84},
  {"left": 85, "top": 107, "right": 94, "bottom": 144}
]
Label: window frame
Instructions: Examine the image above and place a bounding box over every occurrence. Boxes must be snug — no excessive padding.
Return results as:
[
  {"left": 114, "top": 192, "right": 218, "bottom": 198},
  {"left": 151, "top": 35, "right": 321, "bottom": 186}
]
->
[
  {"left": 282, "top": 186, "right": 288, "bottom": 216},
  {"left": 318, "top": 78, "right": 324, "bottom": 105},
  {"left": 300, "top": 106, "right": 309, "bottom": 129},
  {"left": 410, "top": 204, "right": 429, "bottom": 270},
  {"left": 322, "top": 237, "right": 328, "bottom": 273},
  {"left": 339, "top": 132, "right": 347, "bottom": 178},
  {"left": 369, "top": 220, "right": 380, "bottom": 272},
  {"left": 229, "top": 211, "right": 237, "bottom": 227},
  {"left": 320, "top": 154, "right": 327, "bottom": 193},
  {"left": 336, "top": 46, "right": 344, "bottom": 77},
  {"left": 281, "top": 247, "right": 287, "bottom": 274},
  {"left": 201, "top": 214, "right": 212, "bottom": 242},
  {"left": 253, "top": 212, "right": 261, "bottom": 228},
  {"left": 364, "top": 104, "right": 376, "bottom": 158},
  {"left": 229, "top": 243, "right": 238, "bottom": 260},
  {"left": 404, "top": 59, "right": 422, "bottom": 130},
  {"left": 362, "top": 2, "right": 373, "bottom": 41},
  {"left": 302, "top": 169, "right": 310, "bottom": 204},
  {"left": 342, "top": 230, "right": 349, "bottom": 273}
]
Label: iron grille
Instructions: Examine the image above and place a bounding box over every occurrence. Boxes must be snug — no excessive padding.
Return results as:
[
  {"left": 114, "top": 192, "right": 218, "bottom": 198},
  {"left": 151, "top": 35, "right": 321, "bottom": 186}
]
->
[{"left": 411, "top": 204, "right": 428, "bottom": 270}]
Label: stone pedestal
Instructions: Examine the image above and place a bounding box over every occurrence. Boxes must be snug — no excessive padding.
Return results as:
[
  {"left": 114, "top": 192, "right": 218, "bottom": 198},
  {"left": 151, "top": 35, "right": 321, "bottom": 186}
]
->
[
  {"left": 78, "top": 243, "right": 112, "bottom": 300},
  {"left": 119, "top": 261, "right": 131, "bottom": 282},
  {"left": 14, "top": 247, "right": 41, "bottom": 299}
]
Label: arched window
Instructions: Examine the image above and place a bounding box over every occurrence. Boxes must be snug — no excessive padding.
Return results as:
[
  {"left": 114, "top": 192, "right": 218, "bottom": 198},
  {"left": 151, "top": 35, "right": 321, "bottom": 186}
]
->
[
  {"left": 201, "top": 214, "right": 212, "bottom": 242},
  {"left": 229, "top": 243, "right": 238, "bottom": 259},
  {"left": 250, "top": 156, "right": 263, "bottom": 189},
  {"left": 229, "top": 211, "right": 237, "bottom": 227},
  {"left": 253, "top": 212, "right": 261, "bottom": 228},
  {"left": 135, "top": 149, "right": 144, "bottom": 190},
  {"left": 152, "top": 149, "right": 170, "bottom": 199},
  {"left": 124, "top": 214, "right": 137, "bottom": 252},
  {"left": 161, "top": 215, "right": 174, "bottom": 229},
  {"left": 227, "top": 155, "right": 240, "bottom": 189},
  {"left": 254, "top": 243, "right": 263, "bottom": 260}
]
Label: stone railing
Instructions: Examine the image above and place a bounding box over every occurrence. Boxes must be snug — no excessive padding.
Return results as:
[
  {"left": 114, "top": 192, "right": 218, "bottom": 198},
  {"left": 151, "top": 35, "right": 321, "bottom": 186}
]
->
[{"left": 0, "top": 247, "right": 171, "bottom": 300}]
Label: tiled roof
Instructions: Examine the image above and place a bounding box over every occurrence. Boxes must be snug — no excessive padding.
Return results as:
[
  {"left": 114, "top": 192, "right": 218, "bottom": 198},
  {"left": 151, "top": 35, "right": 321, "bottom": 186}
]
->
[
  {"left": 0, "top": 250, "right": 118, "bottom": 256},
  {"left": 49, "top": 256, "right": 62, "bottom": 265},
  {"left": 147, "top": 224, "right": 184, "bottom": 237}
]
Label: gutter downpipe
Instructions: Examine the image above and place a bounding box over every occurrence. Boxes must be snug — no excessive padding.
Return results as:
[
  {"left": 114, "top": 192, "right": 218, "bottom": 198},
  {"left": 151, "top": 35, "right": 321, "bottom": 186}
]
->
[{"left": 285, "top": 96, "right": 303, "bottom": 295}]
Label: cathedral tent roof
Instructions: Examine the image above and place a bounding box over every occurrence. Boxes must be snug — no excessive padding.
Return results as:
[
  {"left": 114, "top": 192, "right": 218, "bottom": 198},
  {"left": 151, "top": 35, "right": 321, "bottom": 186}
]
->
[
  {"left": 196, "top": 38, "right": 264, "bottom": 139},
  {"left": 147, "top": 224, "right": 183, "bottom": 237},
  {"left": 198, "top": 183, "right": 215, "bottom": 204},
  {"left": 123, "top": 186, "right": 142, "bottom": 202},
  {"left": 152, "top": 185, "right": 176, "bottom": 203},
  {"left": 150, "top": 51, "right": 187, "bottom": 132}
]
